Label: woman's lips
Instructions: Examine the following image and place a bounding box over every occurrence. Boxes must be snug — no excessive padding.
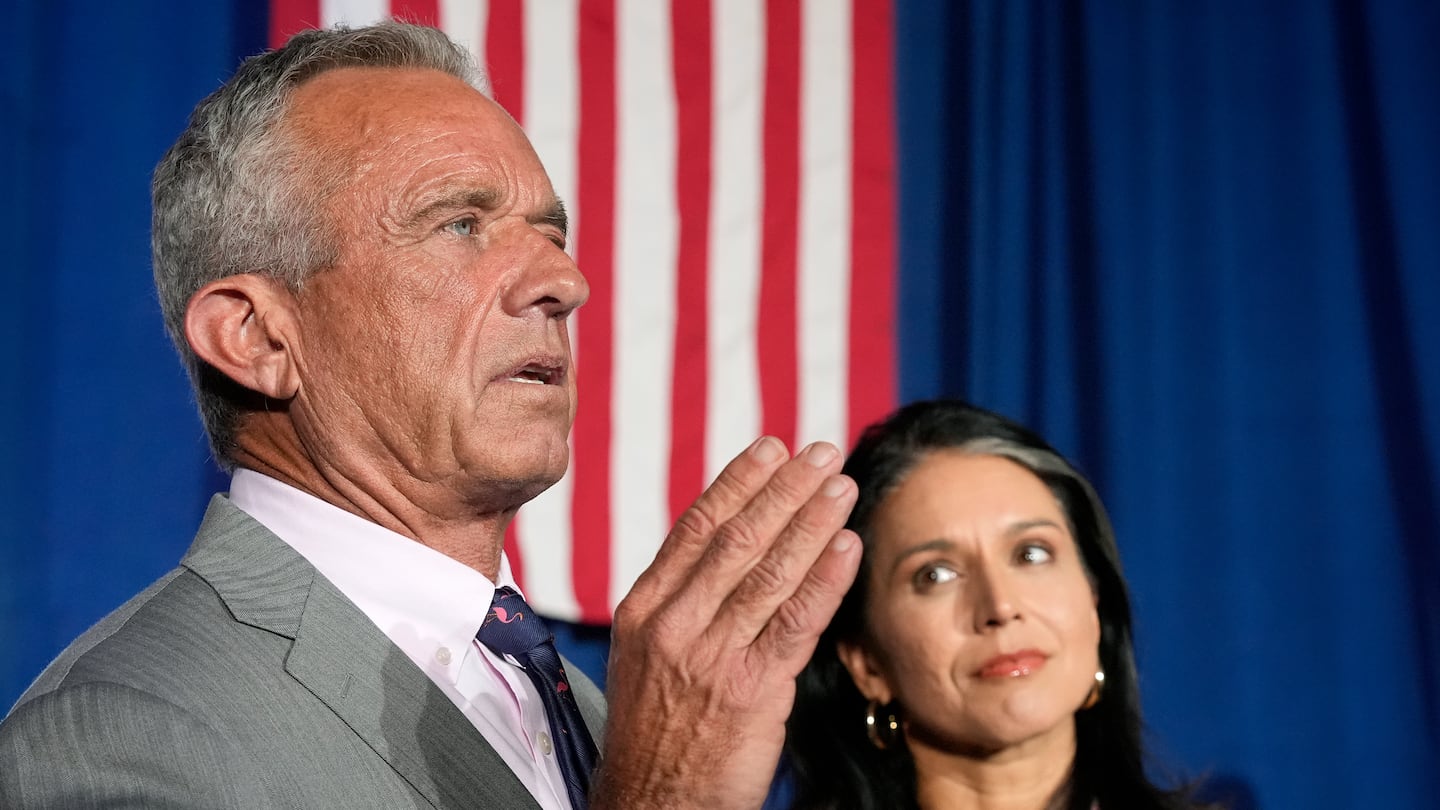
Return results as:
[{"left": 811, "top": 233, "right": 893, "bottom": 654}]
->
[{"left": 975, "top": 650, "right": 1048, "bottom": 678}]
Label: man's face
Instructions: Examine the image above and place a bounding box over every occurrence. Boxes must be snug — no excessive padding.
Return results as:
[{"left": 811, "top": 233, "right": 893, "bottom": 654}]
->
[{"left": 283, "top": 67, "right": 588, "bottom": 515}]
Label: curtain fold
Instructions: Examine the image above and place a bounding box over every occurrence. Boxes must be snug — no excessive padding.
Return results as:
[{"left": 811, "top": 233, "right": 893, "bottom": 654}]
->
[{"left": 896, "top": 1, "right": 1440, "bottom": 807}]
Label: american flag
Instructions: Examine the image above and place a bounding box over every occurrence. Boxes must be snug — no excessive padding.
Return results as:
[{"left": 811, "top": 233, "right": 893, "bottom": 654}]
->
[{"left": 268, "top": 0, "right": 897, "bottom": 624}]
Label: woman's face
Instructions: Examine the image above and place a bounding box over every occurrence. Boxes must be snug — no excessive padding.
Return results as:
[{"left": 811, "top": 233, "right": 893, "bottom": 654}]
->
[{"left": 838, "top": 450, "right": 1101, "bottom": 756}]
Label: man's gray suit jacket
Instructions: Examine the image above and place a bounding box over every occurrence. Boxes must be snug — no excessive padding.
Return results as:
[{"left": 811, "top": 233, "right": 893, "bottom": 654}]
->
[{"left": 0, "top": 495, "right": 607, "bottom": 808}]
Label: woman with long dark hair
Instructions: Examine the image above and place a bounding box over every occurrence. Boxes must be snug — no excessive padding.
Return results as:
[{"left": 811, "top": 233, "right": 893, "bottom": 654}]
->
[{"left": 786, "top": 400, "right": 1212, "bottom": 810}]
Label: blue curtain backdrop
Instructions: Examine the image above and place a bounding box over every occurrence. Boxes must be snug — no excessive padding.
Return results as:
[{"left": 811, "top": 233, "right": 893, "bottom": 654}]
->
[
  {"left": 3, "top": 2, "right": 1437, "bottom": 808},
  {"left": 894, "top": 3, "right": 1440, "bottom": 807}
]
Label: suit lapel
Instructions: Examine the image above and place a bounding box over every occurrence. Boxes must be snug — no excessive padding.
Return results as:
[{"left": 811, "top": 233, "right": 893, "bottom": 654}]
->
[
  {"left": 563, "top": 655, "right": 607, "bottom": 753},
  {"left": 183, "top": 496, "right": 540, "bottom": 810},
  {"left": 288, "top": 578, "right": 540, "bottom": 809}
]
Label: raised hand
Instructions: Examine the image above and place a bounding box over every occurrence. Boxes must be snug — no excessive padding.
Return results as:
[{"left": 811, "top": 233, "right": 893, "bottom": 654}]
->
[{"left": 592, "top": 436, "right": 861, "bottom": 809}]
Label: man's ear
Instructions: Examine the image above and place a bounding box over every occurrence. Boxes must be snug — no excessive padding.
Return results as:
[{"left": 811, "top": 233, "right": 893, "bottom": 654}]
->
[
  {"left": 836, "top": 638, "right": 894, "bottom": 705},
  {"left": 184, "top": 274, "right": 301, "bottom": 400}
]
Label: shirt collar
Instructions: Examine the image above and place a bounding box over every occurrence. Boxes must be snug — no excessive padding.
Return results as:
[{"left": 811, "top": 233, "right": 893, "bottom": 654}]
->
[{"left": 227, "top": 468, "right": 518, "bottom": 682}]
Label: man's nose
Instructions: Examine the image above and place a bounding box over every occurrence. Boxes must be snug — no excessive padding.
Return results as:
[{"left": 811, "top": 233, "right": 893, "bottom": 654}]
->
[{"left": 502, "top": 233, "right": 590, "bottom": 319}]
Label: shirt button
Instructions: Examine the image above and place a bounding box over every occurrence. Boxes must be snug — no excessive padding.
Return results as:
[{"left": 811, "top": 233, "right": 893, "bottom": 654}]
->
[
  {"left": 435, "top": 647, "right": 452, "bottom": 666},
  {"left": 537, "top": 731, "right": 553, "bottom": 756}
]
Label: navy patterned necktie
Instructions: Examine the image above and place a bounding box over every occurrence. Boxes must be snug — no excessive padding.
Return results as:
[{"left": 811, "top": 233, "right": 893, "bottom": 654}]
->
[{"left": 476, "top": 586, "right": 598, "bottom": 809}]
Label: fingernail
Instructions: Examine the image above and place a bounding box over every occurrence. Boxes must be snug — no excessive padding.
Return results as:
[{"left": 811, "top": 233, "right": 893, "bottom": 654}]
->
[
  {"left": 831, "top": 531, "right": 857, "bottom": 553},
  {"left": 750, "top": 435, "right": 784, "bottom": 464},
  {"left": 803, "top": 442, "right": 839, "bottom": 468},
  {"left": 821, "top": 476, "right": 850, "bottom": 499}
]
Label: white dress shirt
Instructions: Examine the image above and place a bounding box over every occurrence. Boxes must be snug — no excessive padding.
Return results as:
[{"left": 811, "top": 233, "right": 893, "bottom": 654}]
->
[{"left": 228, "top": 468, "right": 574, "bottom": 810}]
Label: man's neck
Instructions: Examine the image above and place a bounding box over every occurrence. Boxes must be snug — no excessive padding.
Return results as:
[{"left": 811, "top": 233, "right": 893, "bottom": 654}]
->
[{"left": 231, "top": 425, "right": 515, "bottom": 581}]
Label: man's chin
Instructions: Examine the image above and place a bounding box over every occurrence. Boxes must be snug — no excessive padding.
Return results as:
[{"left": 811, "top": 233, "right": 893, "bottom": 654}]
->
[
  {"left": 511, "top": 460, "right": 568, "bottom": 503},
  {"left": 465, "top": 450, "right": 569, "bottom": 507}
]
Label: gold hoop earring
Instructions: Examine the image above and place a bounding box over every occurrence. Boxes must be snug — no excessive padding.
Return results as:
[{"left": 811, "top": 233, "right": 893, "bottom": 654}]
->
[
  {"left": 1081, "top": 669, "right": 1106, "bottom": 710},
  {"left": 865, "top": 699, "right": 901, "bottom": 749}
]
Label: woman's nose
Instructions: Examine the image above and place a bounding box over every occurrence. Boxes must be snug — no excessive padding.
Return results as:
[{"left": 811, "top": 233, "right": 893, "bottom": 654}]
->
[{"left": 971, "top": 567, "right": 1022, "bottom": 631}]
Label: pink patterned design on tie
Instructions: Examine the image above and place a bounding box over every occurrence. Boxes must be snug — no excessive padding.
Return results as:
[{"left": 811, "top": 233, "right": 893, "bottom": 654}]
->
[{"left": 488, "top": 606, "right": 523, "bottom": 624}]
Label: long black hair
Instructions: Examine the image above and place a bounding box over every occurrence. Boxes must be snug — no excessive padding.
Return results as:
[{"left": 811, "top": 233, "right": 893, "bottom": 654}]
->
[{"left": 786, "top": 400, "right": 1210, "bottom": 810}]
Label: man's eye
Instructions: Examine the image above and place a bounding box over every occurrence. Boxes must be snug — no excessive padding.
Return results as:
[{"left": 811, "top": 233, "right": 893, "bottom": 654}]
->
[
  {"left": 445, "top": 218, "right": 476, "bottom": 236},
  {"left": 1017, "top": 544, "right": 1053, "bottom": 565}
]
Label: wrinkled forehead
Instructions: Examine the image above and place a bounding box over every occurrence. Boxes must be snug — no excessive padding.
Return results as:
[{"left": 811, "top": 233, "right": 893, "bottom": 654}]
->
[
  {"left": 278, "top": 65, "right": 557, "bottom": 223},
  {"left": 282, "top": 65, "right": 541, "bottom": 178}
]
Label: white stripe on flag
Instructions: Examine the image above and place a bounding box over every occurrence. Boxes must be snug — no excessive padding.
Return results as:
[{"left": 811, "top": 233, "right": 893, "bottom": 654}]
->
[
  {"left": 522, "top": 0, "right": 580, "bottom": 247},
  {"left": 440, "top": 0, "right": 487, "bottom": 66},
  {"left": 706, "top": 0, "right": 766, "bottom": 480},
  {"left": 321, "top": 0, "right": 389, "bottom": 27},
  {"left": 611, "top": 0, "right": 679, "bottom": 606},
  {"left": 514, "top": 0, "right": 582, "bottom": 619},
  {"left": 796, "top": 0, "right": 853, "bottom": 450}
]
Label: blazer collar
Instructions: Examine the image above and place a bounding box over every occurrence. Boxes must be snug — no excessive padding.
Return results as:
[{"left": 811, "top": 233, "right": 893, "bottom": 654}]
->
[{"left": 182, "top": 495, "right": 541, "bottom": 810}]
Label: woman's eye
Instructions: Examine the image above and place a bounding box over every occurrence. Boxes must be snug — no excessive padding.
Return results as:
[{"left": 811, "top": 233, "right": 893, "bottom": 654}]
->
[
  {"left": 914, "top": 564, "right": 958, "bottom": 590},
  {"left": 445, "top": 218, "right": 476, "bottom": 236},
  {"left": 1017, "top": 544, "right": 1053, "bottom": 565}
]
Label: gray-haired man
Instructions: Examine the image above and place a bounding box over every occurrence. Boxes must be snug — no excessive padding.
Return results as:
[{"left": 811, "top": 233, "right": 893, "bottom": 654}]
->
[{"left": 0, "top": 22, "right": 859, "bottom": 810}]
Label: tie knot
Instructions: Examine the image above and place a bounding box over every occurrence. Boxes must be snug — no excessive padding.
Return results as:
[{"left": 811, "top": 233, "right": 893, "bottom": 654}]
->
[{"left": 477, "top": 586, "right": 553, "bottom": 656}]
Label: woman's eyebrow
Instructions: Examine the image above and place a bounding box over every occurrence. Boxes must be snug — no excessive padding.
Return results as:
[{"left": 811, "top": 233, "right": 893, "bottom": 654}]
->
[
  {"left": 889, "top": 538, "right": 956, "bottom": 576},
  {"left": 886, "top": 518, "right": 1067, "bottom": 575},
  {"left": 1004, "top": 518, "right": 1065, "bottom": 538}
]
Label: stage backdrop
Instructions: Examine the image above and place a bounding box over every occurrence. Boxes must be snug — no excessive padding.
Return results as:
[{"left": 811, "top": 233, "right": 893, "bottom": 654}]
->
[{"left": 2, "top": 2, "right": 1437, "bottom": 809}]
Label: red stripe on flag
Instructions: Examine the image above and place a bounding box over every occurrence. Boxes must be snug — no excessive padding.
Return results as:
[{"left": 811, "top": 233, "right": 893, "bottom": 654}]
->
[
  {"left": 759, "top": 0, "right": 801, "bottom": 450},
  {"left": 390, "top": 0, "right": 440, "bottom": 27},
  {"left": 667, "top": 0, "right": 713, "bottom": 523},
  {"left": 503, "top": 520, "right": 526, "bottom": 590},
  {"left": 571, "top": 0, "right": 617, "bottom": 624},
  {"left": 269, "top": 0, "right": 320, "bottom": 47},
  {"left": 486, "top": 0, "right": 527, "bottom": 124},
  {"left": 848, "top": 0, "right": 897, "bottom": 442}
]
